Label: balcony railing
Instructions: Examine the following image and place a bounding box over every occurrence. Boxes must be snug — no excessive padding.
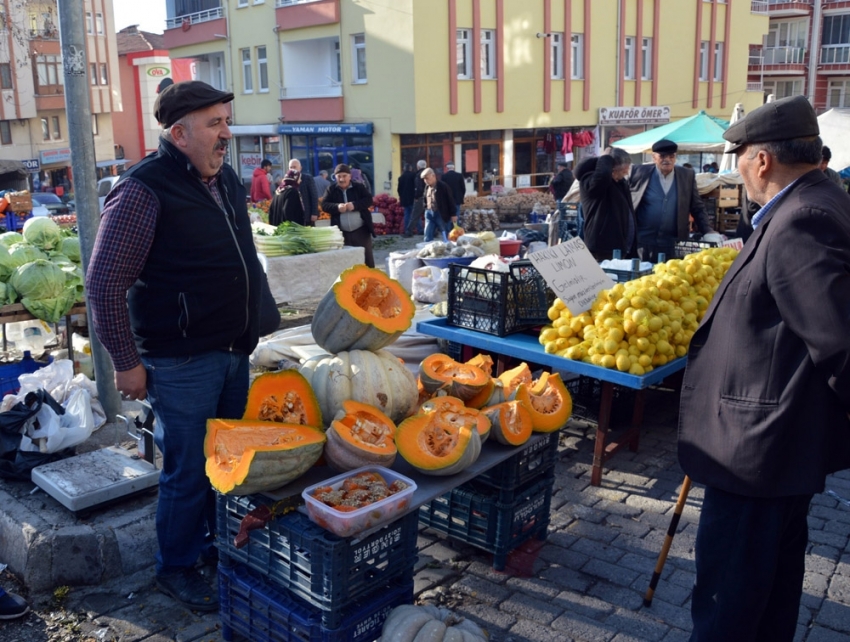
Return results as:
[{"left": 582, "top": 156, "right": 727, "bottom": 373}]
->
[
  {"left": 276, "top": 0, "right": 323, "bottom": 6},
  {"left": 166, "top": 7, "right": 224, "bottom": 30},
  {"left": 749, "top": 54, "right": 764, "bottom": 65},
  {"left": 821, "top": 44, "right": 850, "bottom": 64},
  {"left": 280, "top": 84, "right": 342, "bottom": 99},
  {"left": 762, "top": 46, "right": 806, "bottom": 64},
  {"left": 751, "top": 1, "right": 769, "bottom": 13},
  {"left": 747, "top": 82, "right": 764, "bottom": 91}
]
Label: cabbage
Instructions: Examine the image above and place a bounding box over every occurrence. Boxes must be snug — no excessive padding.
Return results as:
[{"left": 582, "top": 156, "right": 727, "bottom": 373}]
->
[
  {"left": 22, "top": 217, "right": 62, "bottom": 251},
  {"left": 60, "top": 237, "right": 81, "bottom": 263},
  {"left": 21, "top": 289, "right": 76, "bottom": 323},
  {"left": 0, "top": 232, "right": 23, "bottom": 247},
  {"left": 9, "top": 259, "right": 67, "bottom": 300},
  {"left": 0, "top": 244, "right": 15, "bottom": 281},
  {"left": 7, "top": 243, "right": 47, "bottom": 269}
]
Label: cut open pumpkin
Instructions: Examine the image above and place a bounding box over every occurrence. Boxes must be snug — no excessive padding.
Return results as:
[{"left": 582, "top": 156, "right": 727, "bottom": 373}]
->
[
  {"left": 396, "top": 407, "right": 482, "bottom": 476},
  {"left": 205, "top": 419, "right": 326, "bottom": 495},
  {"left": 325, "top": 400, "right": 398, "bottom": 471},
  {"left": 514, "top": 372, "right": 572, "bottom": 432},
  {"left": 420, "top": 395, "right": 491, "bottom": 444},
  {"left": 243, "top": 370, "right": 323, "bottom": 428},
  {"left": 497, "top": 362, "right": 533, "bottom": 399},
  {"left": 419, "top": 354, "right": 490, "bottom": 401},
  {"left": 482, "top": 400, "right": 534, "bottom": 446},
  {"left": 312, "top": 265, "right": 415, "bottom": 354}
]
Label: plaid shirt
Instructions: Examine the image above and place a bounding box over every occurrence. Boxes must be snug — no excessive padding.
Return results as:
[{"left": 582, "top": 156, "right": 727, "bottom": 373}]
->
[{"left": 86, "top": 174, "right": 225, "bottom": 371}]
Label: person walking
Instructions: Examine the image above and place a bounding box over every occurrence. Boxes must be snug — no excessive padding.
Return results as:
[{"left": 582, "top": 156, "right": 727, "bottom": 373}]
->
[
  {"left": 85, "top": 81, "right": 276, "bottom": 612},
  {"left": 397, "top": 163, "right": 417, "bottom": 237},
  {"left": 441, "top": 162, "right": 466, "bottom": 220},
  {"left": 249, "top": 159, "right": 272, "bottom": 203},
  {"left": 407, "top": 159, "right": 427, "bottom": 236},
  {"left": 313, "top": 169, "right": 331, "bottom": 198},
  {"left": 629, "top": 139, "right": 716, "bottom": 263},
  {"left": 289, "top": 158, "right": 318, "bottom": 226},
  {"left": 321, "top": 163, "right": 375, "bottom": 267},
  {"left": 268, "top": 170, "right": 305, "bottom": 226},
  {"left": 679, "top": 95, "right": 850, "bottom": 641},
  {"left": 421, "top": 167, "right": 456, "bottom": 242}
]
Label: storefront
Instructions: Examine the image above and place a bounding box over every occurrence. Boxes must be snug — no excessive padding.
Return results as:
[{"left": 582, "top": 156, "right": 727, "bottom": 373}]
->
[
  {"left": 231, "top": 125, "right": 285, "bottom": 193},
  {"left": 598, "top": 105, "right": 671, "bottom": 163},
  {"left": 37, "top": 147, "right": 73, "bottom": 196},
  {"left": 280, "top": 123, "right": 374, "bottom": 190}
]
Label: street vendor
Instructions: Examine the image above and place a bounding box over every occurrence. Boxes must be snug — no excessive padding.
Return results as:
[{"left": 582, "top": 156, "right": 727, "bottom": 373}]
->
[
  {"left": 678, "top": 95, "right": 850, "bottom": 640},
  {"left": 86, "top": 80, "right": 275, "bottom": 612},
  {"left": 321, "top": 163, "right": 375, "bottom": 267}
]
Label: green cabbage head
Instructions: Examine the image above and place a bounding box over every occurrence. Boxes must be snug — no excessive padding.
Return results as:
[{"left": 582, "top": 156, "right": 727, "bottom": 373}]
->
[{"left": 22, "top": 217, "right": 63, "bottom": 251}]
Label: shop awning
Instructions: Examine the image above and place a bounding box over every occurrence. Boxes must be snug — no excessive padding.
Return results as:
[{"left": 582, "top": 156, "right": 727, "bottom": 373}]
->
[
  {"left": 0, "top": 160, "right": 27, "bottom": 176},
  {"left": 96, "top": 159, "right": 130, "bottom": 168},
  {"left": 613, "top": 111, "right": 730, "bottom": 154}
]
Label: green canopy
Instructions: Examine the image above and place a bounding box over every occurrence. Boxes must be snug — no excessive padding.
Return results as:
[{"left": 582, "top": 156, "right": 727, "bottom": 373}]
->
[{"left": 613, "top": 111, "right": 730, "bottom": 154}]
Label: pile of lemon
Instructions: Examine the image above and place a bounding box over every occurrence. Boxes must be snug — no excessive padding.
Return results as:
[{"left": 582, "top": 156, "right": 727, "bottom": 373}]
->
[{"left": 538, "top": 247, "right": 739, "bottom": 376}]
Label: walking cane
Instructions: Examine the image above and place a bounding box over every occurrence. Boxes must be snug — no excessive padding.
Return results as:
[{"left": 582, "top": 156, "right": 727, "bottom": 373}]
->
[{"left": 643, "top": 475, "right": 692, "bottom": 607}]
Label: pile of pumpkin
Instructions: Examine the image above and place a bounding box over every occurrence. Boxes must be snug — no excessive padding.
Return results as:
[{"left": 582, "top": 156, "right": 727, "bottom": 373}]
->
[{"left": 204, "top": 265, "right": 573, "bottom": 496}]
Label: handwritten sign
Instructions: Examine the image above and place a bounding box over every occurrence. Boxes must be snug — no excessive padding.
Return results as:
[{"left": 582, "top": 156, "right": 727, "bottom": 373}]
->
[
  {"left": 722, "top": 238, "right": 744, "bottom": 251},
  {"left": 528, "top": 238, "right": 614, "bottom": 315}
]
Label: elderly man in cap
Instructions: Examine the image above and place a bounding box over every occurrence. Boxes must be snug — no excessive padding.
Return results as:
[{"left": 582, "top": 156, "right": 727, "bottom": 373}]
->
[
  {"left": 629, "top": 139, "right": 715, "bottom": 262},
  {"left": 321, "top": 163, "right": 375, "bottom": 266},
  {"left": 678, "top": 95, "right": 850, "bottom": 640},
  {"left": 86, "top": 81, "right": 277, "bottom": 612}
]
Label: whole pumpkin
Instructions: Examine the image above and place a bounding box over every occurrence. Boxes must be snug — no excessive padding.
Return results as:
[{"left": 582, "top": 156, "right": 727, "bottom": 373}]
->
[
  {"left": 299, "top": 349, "right": 418, "bottom": 424},
  {"left": 381, "top": 604, "right": 489, "bottom": 642}
]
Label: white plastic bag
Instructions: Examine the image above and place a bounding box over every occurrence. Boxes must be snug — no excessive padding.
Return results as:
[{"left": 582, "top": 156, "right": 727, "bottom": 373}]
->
[
  {"left": 19, "top": 388, "right": 94, "bottom": 453},
  {"left": 411, "top": 266, "right": 448, "bottom": 303}
]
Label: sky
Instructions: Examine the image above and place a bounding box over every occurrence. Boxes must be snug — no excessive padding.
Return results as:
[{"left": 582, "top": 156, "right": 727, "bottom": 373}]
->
[{"left": 112, "top": 0, "right": 168, "bottom": 34}]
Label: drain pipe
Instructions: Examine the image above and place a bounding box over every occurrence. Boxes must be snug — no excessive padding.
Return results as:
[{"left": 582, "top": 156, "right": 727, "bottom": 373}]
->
[{"left": 808, "top": 0, "right": 822, "bottom": 105}]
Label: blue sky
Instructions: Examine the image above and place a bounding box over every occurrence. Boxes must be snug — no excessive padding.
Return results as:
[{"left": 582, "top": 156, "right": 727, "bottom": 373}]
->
[{"left": 112, "top": 0, "right": 168, "bottom": 34}]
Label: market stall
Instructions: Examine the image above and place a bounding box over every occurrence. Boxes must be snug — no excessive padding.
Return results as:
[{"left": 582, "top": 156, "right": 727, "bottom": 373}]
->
[{"left": 263, "top": 246, "right": 364, "bottom": 303}]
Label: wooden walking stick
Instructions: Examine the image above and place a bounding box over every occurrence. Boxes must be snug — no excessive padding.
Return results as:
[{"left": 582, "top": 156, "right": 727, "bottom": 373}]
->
[{"left": 643, "top": 476, "right": 692, "bottom": 607}]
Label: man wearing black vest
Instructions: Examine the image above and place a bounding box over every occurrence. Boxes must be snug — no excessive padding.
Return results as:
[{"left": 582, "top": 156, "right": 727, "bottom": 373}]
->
[
  {"left": 629, "top": 139, "right": 715, "bottom": 262},
  {"left": 86, "top": 81, "right": 275, "bottom": 612}
]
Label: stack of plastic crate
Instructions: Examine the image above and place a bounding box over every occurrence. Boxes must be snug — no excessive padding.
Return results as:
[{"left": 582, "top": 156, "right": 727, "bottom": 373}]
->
[
  {"left": 418, "top": 432, "right": 559, "bottom": 570},
  {"left": 215, "top": 492, "right": 419, "bottom": 641}
]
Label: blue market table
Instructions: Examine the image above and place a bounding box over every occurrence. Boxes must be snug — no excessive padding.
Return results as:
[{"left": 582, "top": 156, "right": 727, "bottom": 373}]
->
[{"left": 417, "top": 318, "right": 688, "bottom": 485}]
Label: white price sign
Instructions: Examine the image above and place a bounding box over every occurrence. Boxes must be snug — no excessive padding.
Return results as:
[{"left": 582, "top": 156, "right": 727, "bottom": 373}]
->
[{"left": 528, "top": 238, "right": 614, "bottom": 315}]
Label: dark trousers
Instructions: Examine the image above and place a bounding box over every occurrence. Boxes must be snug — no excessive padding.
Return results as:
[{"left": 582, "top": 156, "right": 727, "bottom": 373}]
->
[
  {"left": 407, "top": 197, "right": 425, "bottom": 235},
  {"left": 342, "top": 226, "right": 374, "bottom": 268},
  {"left": 690, "top": 486, "right": 813, "bottom": 642}
]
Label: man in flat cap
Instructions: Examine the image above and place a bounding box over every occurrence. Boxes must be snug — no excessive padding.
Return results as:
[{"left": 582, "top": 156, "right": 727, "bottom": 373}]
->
[
  {"left": 678, "top": 94, "right": 850, "bottom": 640},
  {"left": 629, "top": 138, "right": 715, "bottom": 262},
  {"left": 86, "top": 81, "right": 277, "bottom": 612}
]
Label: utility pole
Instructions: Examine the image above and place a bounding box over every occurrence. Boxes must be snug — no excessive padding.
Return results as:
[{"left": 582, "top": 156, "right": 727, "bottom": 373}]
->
[{"left": 57, "top": 0, "right": 121, "bottom": 421}]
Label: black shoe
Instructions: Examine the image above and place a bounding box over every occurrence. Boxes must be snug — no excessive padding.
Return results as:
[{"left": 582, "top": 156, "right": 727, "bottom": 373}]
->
[
  {"left": 0, "top": 591, "right": 29, "bottom": 620},
  {"left": 156, "top": 568, "right": 219, "bottom": 612},
  {"left": 198, "top": 547, "right": 219, "bottom": 568}
]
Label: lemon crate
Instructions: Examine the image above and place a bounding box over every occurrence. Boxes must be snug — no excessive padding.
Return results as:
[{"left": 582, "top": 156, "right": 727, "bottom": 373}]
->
[
  {"left": 219, "top": 562, "right": 413, "bottom": 642},
  {"left": 447, "top": 260, "right": 550, "bottom": 336},
  {"left": 469, "top": 432, "right": 559, "bottom": 502},
  {"left": 215, "top": 493, "right": 418, "bottom": 628},
  {"left": 418, "top": 470, "right": 554, "bottom": 571},
  {"left": 674, "top": 240, "right": 719, "bottom": 258}
]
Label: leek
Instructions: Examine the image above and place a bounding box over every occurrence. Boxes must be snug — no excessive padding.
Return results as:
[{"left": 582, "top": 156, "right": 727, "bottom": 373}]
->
[{"left": 253, "top": 222, "right": 344, "bottom": 256}]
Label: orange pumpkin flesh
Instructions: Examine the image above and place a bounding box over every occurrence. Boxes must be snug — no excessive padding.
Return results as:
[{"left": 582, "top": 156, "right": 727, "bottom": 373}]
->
[
  {"left": 465, "top": 378, "right": 496, "bottom": 409},
  {"left": 325, "top": 400, "right": 398, "bottom": 471},
  {"left": 421, "top": 395, "right": 491, "bottom": 443},
  {"left": 483, "top": 400, "right": 534, "bottom": 446},
  {"left": 419, "top": 354, "right": 489, "bottom": 401},
  {"left": 514, "top": 372, "right": 572, "bottom": 432},
  {"left": 396, "top": 411, "right": 481, "bottom": 476},
  {"left": 205, "top": 419, "right": 326, "bottom": 495},
  {"left": 498, "top": 362, "right": 533, "bottom": 399},
  {"left": 243, "top": 370, "right": 323, "bottom": 428},
  {"left": 465, "top": 354, "right": 494, "bottom": 376}
]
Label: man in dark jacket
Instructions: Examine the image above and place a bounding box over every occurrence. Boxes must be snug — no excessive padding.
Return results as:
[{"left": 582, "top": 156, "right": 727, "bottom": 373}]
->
[
  {"left": 441, "top": 162, "right": 466, "bottom": 219},
  {"left": 397, "top": 163, "right": 417, "bottom": 237},
  {"left": 85, "top": 81, "right": 276, "bottom": 612},
  {"left": 321, "top": 163, "right": 375, "bottom": 266},
  {"left": 289, "top": 159, "right": 318, "bottom": 226},
  {"left": 549, "top": 161, "right": 575, "bottom": 202},
  {"left": 407, "top": 159, "right": 427, "bottom": 235},
  {"left": 574, "top": 148, "right": 635, "bottom": 260},
  {"left": 421, "top": 167, "right": 456, "bottom": 242},
  {"left": 679, "top": 95, "right": 850, "bottom": 641}
]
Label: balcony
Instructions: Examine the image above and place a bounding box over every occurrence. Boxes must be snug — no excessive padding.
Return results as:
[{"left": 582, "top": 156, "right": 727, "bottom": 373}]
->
[
  {"left": 275, "top": 0, "right": 339, "bottom": 31},
  {"left": 821, "top": 44, "right": 850, "bottom": 64},
  {"left": 280, "top": 84, "right": 342, "bottom": 99},
  {"left": 755, "top": 1, "right": 814, "bottom": 16},
  {"left": 163, "top": 7, "right": 227, "bottom": 50},
  {"left": 747, "top": 81, "right": 764, "bottom": 91},
  {"left": 762, "top": 46, "right": 806, "bottom": 64},
  {"left": 751, "top": 1, "right": 769, "bottom": 13},
  {"left": 28, "top": 27, "right": 59, "bottom": 40}
]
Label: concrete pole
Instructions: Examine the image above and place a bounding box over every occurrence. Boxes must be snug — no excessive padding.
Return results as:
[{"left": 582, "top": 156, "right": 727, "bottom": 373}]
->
[{"left": 57, "top": 0, "right": 121, "bottom": 421}]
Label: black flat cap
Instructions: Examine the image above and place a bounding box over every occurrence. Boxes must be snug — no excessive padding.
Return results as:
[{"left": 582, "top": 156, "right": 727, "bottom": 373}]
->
[
  {"left": 723, "top": 95, "right": 819, "bottom": 153},
  {"left": 652, "top": 139, "right": 678, "bottom": 154},
  {"left": 154, "top": 81, "right": 234, "bottom": 128},
  {"left": 334, "top": 163, "right": 351, "bottom": 175}
]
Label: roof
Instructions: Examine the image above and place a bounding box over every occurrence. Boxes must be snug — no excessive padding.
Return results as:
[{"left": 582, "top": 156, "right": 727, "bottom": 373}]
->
[{"left": 117, "top": 25, "right": 164, "bottom": 56}]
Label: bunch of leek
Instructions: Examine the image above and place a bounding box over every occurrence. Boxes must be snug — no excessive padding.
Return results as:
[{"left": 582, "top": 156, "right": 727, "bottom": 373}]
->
[{"left": 253, "top": 222, "right": 344, "bottom": 257}]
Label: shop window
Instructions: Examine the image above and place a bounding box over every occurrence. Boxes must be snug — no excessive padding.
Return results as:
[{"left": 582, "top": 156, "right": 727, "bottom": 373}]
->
[
  {"left": 41, "top": 118, "right": 49, "bottom": 141},
  {"left": 52, "top": 116, "right": 60, "bottom": 140},
  {"left": 241, "top": 48, "right": 253, "bottom": 93},
  {"left": 0, "top": 63, "right": 12, "bottom": 89},
  {"left": 457, "top": 29, "right": 472, "bottom": 80},
  {"left": 571, "top": 34, "right": 584, "bottom": 79},
  {"left": 481, "top": 30, "right": 496, "bottom": 79},
  {"left": 100, "top": 63, "right": 108, "bottom": 85},
  {"left": 257, "top": 46, "right": 268, "bottom": 92},
  {"left": 351, "top": 34, "right": 367, "bottom": 83},
  {"left": 551, "top": 33, "right": 564, "bottom": 80},
  {"left": 400, "top": 134, "right": 426, "bottom": 145},
  {"left": 0, "top": 121, "right": 11, "bottom": 145}
]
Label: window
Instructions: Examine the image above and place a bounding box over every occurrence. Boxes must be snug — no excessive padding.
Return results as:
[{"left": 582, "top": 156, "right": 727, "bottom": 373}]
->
[
  {"left": 96, "top": 13, "right": 103, "bottom": 35},
  {"left": 351, "top": 34, "right": 367, "bottom": 83},
  {"left": 92, "top": 114, "right": 99, "bottom": 136},
  {"left": 0, "top": 63, "right": 11, "bottom": 89},
  {"left": 624, "top": 37, "right": 636, "bottom": 80},
  {"left": 763, "top": 78, "right": 803, "bottom": 99},
  {"left": 257, "top": 46, "right": 268, "bottom": 92},
  {"left": 238, "top": 0, "right": 248, "bottom": 5},
  {"left": 333, "top": 40, "right": 341, "bottom": 83},
  {"left": 241, "top": 48, "right": 253, "bottom": 93},
  {"left": 481, "top": 29, "right": 496, "bottom": 79},
  {"left": 90, "top": 63, "right": 97, "bottom": 85},
  {"left": 822, "top": 15, "right": 850, "bottom": 63},
  {"left": 85, "top": 12, "right": 92, "bottom": 34},
  {"left": 550, "top": 32, "right": 564, "bottom": 79},
  {"left": 641, "top": 37, "right": 652, "bottom": 80},
  {"left": 713, "top": 42, "right": 724, "bottom": 81},
  {"left": 699, "top": 41, "right": 709, "bottom": 80},
  {"left": 457, "top": 29, "right": 472, "bottom": 79},
  {"left": 0, "top": 121, "right": 10, "bottom": 145},
  {"left": 828, "top": 79, "right": 850, "bottom": 108},
  {"left": 41, "top": 118, "right": 49, "bottom": 141},
  {"left": 100, "top": 63, "right": 108, "bottom": 85},
  {"left": 34, "top": 55, "right": 63, "bottom": 92},
  {"left": 51, "top": 115, "right": 60, "bottom": 140},
  {"left": 571, "top": 34, "right": 584, "bottom": 79}
]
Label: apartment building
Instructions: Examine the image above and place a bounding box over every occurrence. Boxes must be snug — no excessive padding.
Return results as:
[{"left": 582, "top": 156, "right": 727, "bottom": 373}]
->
[
  {"left": 0, "top": 0, "right": 122, "bottom": 192},
  {"left": 747, "top": 0, "right": 850, "bottom": 112},
  {"left": 163, "top": 0, "right": 768, "bottom": 196}
]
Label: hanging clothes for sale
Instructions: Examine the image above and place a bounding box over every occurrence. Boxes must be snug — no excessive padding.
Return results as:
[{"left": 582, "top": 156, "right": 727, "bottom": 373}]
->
[
  {"left": 543, "top": 132, "right": 556, "bottom": 153},
  {"left": 562, "top": 132, "right": 574, "bottom": 155}
]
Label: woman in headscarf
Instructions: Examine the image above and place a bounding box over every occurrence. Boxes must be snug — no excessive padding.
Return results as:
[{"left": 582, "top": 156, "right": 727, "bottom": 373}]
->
[{"left": 269, "top": 170, "right": 305, "bottom": 226}]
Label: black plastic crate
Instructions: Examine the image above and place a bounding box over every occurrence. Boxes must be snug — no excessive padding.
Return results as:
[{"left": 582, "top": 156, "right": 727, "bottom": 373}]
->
[
  {"left": 216, "top": 493, "right": 418, "bottom": 626},
  {"left": 219, "top": 562, "right": 413, "bottom": 642},
  {"left": 419, "top": 472, "right": 553, "bottom": 571},
  {"left": 447, "top": 260, "right": 549, "bottom": 336},
  {"left": 563, "top": 375, "right": 635, "bottom": 427},
  {"left": 471, "top": 432, "right": 559, "bottom": 502},
  {"left": 674, "top": 240, "right": 719, "bottom": 258}
]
